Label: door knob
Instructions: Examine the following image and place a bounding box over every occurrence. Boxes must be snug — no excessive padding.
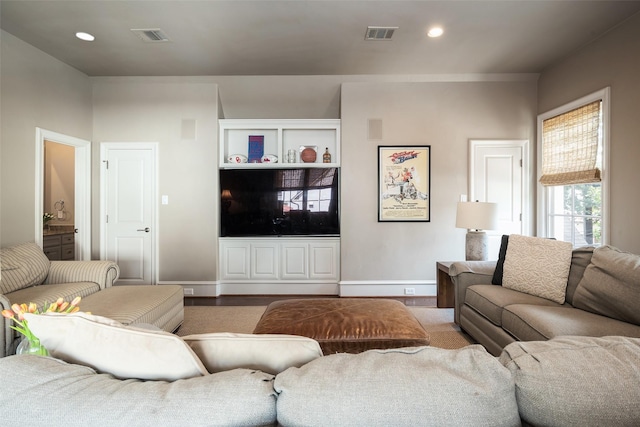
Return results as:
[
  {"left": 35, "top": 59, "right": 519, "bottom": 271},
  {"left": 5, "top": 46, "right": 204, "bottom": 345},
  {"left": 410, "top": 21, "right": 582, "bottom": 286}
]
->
[{"left": 137, "top": 227, "right": 150, "bottom": 233}]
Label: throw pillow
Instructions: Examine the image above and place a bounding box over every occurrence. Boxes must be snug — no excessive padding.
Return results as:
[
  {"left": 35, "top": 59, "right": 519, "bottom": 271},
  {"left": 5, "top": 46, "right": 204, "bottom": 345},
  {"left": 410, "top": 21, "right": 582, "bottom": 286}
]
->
[
  {"left": 0, "top": 242, "right": 50, "bottom": 294},
  {"left": 182, "top": 332, "right": 323, "bottom": 375},
  {"left": 491, "top": 235, "right": 510, "bottom": 285},
  {"left": 25, "top": 312, "right": 208, "bottom": 381},
  {"left": 572, "top": 245, "right": 640, "bottom": 325},
  {"left": 501, "top": 234, "right": 573, "bottom": 304}
]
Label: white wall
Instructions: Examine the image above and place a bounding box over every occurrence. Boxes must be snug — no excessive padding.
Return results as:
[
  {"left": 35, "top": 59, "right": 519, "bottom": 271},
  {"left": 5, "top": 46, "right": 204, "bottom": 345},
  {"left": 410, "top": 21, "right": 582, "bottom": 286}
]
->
[
  {"left": 340, "top": 80, "right": 538, "bottom": 288},
  {"left": 538, "top": 12, "right": 640, "bottom": 254},
  {"left": 0, "top": 30, "right": 92, "bottom": 247}
]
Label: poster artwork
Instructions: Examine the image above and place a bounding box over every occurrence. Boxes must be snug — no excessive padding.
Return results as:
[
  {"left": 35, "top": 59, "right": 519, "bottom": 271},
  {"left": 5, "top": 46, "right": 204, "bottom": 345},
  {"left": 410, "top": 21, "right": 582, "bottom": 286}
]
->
[{"left": 379, "top": 146, "right": 430, "bottom": 222}]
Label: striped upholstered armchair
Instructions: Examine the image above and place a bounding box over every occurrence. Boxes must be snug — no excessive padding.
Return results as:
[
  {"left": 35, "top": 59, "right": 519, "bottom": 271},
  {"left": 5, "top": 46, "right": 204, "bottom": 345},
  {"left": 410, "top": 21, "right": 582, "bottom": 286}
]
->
[{"left": 0, "top": 242, "right": 119, "bottom": 357}]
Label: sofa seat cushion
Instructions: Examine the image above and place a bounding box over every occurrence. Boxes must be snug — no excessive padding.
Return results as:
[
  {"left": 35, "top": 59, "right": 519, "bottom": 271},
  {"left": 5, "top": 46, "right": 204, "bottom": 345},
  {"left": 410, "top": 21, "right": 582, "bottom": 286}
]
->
[
  {"left": 79, "top": 284, "right": 184, "bottom": 332},
  {"left": 0, "top": 355, "right": 277, "bottom": 426},
  {"left": 274, "top": 345, "right": 520, "bottom": 427},
  {"left": 0, "top": 242, "right": 50, "bottom": 293},
  {"left": 465, "top": 284, "right": 561, "bottom": 327},
  {"left": 499, "top": 336, "right": 640, "bottom": 427},
  {"left": 6, "top": 282, "right": 101, "bottom": 309},
  {"left": 502, "top": 304, "right": 640, "bottom": 342}
]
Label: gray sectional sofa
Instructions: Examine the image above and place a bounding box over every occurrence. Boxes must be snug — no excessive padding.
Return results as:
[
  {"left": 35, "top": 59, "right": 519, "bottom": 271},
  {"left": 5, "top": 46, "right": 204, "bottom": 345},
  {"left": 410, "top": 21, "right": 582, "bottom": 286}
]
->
[
  {"left": 451, "top": 243, "right": 640, "bottom": 356},
  {"left": 1, "top": 335, "right": 639, "bottom": 426}
]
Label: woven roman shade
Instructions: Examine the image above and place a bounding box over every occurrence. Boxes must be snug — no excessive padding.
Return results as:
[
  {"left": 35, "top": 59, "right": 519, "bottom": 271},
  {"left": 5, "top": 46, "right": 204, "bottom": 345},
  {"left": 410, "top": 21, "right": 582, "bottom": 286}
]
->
[{"left": 540, "top": 100, "right": 602, "bottom": 186}]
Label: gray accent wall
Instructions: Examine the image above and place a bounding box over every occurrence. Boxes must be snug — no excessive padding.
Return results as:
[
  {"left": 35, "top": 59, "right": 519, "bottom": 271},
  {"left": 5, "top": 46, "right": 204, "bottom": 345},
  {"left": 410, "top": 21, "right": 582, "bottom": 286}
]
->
[
  {"left": 0, "top": 30, "right": 92, "bottom": 247},
  {"left": 538, "top": 12, "right": 640, "bottom": 254},
  {"left": 340, "top": 81, "right": 537, "bottom": 282}
]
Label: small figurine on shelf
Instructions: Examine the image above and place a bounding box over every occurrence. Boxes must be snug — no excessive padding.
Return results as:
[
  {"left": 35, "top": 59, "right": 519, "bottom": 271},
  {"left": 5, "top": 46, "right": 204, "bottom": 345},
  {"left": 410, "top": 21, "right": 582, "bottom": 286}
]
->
[{"left": 323, "top": 147, "right": 331, "bottom": 163}]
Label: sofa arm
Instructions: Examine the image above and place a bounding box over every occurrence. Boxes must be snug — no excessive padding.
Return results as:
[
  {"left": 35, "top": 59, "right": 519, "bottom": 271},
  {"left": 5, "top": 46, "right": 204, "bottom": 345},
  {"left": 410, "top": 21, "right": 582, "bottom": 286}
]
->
[
  {"left": 43, "top": 261, "right": 120, "bottom": 290},
  {"left": 1, "top": 294, "right": 13, "bottom": 358},
  {"left": 449, "top": 260, "right": 497, "bottom": 325}
]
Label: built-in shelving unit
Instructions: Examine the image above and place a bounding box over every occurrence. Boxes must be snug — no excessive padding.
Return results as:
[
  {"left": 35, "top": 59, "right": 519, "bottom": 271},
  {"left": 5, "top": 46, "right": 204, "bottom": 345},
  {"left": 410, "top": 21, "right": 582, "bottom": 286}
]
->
[
  {"left": 217, "top": 119, "right": 341, "bottom": 294},
  {"left": 219, "top": 119, "right": 340, "bottom": 168}
]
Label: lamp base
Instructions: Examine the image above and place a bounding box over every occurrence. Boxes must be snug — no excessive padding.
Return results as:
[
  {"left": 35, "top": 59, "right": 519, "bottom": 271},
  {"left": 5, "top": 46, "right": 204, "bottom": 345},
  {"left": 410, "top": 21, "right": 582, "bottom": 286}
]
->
[{"left": 466, "top": 231, "right": 488, "bottom": 261}]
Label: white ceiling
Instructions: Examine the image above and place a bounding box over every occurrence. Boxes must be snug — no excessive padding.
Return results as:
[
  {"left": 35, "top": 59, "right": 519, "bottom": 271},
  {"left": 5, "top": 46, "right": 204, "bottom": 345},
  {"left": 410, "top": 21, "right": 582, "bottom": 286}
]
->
[{"left": 2, "top": 0, "right": 640, "bottom": 77}]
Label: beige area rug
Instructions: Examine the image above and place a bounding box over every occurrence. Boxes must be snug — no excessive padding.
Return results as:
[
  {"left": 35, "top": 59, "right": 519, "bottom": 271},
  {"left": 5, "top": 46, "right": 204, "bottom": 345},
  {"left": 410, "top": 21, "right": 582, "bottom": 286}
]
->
[{"left": 176, "top": 305, "right": 474, "bottom": 350}]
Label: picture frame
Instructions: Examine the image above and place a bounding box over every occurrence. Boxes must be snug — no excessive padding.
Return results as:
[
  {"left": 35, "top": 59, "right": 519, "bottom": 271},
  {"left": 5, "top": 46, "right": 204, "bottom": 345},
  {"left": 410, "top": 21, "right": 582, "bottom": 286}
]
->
[{"left": 378, "top": 145, "right": 431, "bottom": 222}]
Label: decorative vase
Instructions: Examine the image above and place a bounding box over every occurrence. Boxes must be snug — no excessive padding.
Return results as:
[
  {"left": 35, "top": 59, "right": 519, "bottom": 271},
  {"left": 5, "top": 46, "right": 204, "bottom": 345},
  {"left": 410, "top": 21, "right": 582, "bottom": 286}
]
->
[{"left": 16, "top": 337, "right": 49, "bottom": 356}]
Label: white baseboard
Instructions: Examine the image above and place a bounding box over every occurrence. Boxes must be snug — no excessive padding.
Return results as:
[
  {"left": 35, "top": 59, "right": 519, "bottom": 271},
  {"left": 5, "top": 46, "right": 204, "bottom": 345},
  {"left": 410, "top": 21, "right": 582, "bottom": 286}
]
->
[
  {"left": 218, "top": 282, "right": 339, "bottom": 296},
  {"left": 157, "top": 281, "right": 219, "bottom": 297},
  {"left": 339, "top": 280, "right": 436, "bottom": 297},
  {"left": 158, "top": 280, "right": 437, "bottom": 298}
]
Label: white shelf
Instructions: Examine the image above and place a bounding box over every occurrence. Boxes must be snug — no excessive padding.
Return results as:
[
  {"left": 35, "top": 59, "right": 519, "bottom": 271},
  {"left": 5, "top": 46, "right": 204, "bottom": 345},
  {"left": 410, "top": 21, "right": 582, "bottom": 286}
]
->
[{"left": 219, "top": 119, "right": 340, "bottom": 168}]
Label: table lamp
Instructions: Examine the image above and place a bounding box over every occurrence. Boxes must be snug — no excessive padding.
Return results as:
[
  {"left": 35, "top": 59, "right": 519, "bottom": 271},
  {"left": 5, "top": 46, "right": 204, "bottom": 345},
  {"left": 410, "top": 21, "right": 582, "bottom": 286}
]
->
[{"left": 456, "top": 201, "right": 498, "bottom": 261}]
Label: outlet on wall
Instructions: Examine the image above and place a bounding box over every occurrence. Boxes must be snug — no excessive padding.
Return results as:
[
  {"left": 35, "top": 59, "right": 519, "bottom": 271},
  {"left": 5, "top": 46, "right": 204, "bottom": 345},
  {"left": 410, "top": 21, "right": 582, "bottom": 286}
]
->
[
  {"left": 404, "top": 287, "right": 416, "bottom": 295},
  {"left": 183, "top": 288, "right": 194, "bottom": 296}
]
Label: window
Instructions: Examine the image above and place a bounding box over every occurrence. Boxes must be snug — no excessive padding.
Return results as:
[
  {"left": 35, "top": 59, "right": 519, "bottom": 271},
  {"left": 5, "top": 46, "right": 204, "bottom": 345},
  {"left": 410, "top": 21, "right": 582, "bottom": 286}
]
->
[{"left": 537, "top": 88, "right": 609, "bottom": 247}]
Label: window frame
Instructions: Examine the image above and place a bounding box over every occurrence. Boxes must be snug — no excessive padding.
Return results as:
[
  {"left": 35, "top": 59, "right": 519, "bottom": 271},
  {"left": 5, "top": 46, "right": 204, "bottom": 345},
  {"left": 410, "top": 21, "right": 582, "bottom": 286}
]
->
[{"left": 536, "top": 87, "right": 610, "bottom": 246}]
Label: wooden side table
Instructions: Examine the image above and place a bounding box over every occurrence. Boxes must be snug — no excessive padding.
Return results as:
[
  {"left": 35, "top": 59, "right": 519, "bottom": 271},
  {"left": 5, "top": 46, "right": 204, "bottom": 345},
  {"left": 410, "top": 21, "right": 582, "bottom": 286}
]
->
[{"left": 436, "top": 261, "right": 455, "bottom": 308}]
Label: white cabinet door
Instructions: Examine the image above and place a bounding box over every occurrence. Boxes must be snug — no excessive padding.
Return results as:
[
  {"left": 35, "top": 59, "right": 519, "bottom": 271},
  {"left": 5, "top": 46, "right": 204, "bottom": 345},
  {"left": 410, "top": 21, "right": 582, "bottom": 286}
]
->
[
  {"left": 220, "top": 241, "right": 250, "bottom": 280},
  {"left": 251, "top": 243, "right": 279, "bottom": 280},
  {"left": 280, "top": 243, "right": 308, "bottom": 280},
  {"left": 309, "top": 241, "right": 339, "bottom": 280},
  {"left": 219, "top": 237, "right": 340, "bottom": 285}
]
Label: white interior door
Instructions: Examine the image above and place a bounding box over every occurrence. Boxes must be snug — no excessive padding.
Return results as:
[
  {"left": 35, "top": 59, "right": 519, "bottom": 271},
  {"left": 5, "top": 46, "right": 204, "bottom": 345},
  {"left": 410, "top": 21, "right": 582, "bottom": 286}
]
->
[
  {"left": 101, "top": 143, "right": 157, "bottom": 285},
  {"left": 470, "top": 140, "right": 528, "bottom": 259}
]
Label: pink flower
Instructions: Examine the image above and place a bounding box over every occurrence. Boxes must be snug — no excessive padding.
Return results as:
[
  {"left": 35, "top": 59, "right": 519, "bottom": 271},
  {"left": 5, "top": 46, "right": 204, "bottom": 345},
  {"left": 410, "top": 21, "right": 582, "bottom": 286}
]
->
[
  {"left": 1, "top": 309, "right": 15, "bottom": 320},
  {"left": 5, "top": 297, "right": 85, "bottom": 352}
]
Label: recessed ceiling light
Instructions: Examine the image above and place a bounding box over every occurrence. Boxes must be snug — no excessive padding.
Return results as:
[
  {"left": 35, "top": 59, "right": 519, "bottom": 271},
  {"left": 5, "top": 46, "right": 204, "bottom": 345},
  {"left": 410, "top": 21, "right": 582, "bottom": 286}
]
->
[
  {"left": 427, "top": 27, "right": 444, "bottom": 38},
  {"left": 75, "top": 32, "right": 95, "bottom": 42}
]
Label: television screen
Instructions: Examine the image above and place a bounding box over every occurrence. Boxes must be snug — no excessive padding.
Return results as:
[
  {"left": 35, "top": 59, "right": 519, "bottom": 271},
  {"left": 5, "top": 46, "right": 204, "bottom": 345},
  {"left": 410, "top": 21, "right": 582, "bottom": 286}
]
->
[{"left": 220, "top": 168, "right": 340, "bottom": 237}]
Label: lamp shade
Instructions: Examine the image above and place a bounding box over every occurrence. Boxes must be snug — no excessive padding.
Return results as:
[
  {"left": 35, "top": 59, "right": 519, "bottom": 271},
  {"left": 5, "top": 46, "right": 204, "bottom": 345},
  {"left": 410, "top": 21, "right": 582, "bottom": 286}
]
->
[
  {"left": 221, "top": 189, "right": 233, "bottom": 200},
  {"left": 455, "top": 201, "right": 498, "bottom": 231}
]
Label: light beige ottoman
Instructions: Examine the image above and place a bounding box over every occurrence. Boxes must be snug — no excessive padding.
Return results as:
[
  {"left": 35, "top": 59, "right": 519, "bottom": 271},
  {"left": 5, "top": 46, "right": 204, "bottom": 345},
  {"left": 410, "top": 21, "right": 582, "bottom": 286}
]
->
[{"left": 79, "top": 285, "right": 184, "bottom": 332}]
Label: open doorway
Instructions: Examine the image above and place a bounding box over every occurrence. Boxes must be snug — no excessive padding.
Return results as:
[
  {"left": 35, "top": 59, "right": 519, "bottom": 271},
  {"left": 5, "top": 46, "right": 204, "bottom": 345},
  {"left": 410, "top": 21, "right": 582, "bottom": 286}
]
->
[{"left": 35, "top": 128, "right": 91, "bottom": 260}]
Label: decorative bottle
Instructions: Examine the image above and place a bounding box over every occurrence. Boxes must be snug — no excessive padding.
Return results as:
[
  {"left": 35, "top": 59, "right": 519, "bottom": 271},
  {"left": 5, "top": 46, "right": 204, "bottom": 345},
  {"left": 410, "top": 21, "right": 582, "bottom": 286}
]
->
[{"left": 323, "top": 147, "right": 331, "bottom": 163}]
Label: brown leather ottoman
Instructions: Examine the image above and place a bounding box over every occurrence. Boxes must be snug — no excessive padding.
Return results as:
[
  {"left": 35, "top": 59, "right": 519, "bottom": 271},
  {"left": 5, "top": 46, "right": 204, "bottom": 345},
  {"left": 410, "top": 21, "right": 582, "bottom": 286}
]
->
[{"left": 253, "top": 298, "right": 430, "bottom": 354}]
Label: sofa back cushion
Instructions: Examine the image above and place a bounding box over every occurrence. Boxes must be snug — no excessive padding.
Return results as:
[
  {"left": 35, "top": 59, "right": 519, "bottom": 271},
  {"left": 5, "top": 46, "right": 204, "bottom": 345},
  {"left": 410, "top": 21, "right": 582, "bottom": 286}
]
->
[
  {"left": 0, "top": 355, "right": 277, "bottom": 426},
  {"left": 274, "top": 345, "right": 520, "bottom": 427},
  {"left": 0, "top": 242, "right": 50, "bottom": 294},
  {"left": 26, "top": 312, "right": 208, "bottom": 381},
  {"left": 502, "top": 234, "right": 573, "bottom": 304},
  {"left": 573, "top": 245, "right": 640, "bottom": 325},
  {"left": 183, "top": 332, "right": 323, "bottom": 375},
  {"left": 564, "top": 246, "right": 595, "bottom": 305},
  {"left": 500, "top": 336, "right": 640, "bottom": 426}
]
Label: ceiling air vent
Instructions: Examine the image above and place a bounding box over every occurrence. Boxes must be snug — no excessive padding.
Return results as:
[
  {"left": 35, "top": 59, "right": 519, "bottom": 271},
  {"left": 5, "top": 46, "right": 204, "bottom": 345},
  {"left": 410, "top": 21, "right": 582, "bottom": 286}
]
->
[
  {"left": 365, "top": 26, "right": 398, "bottom": 40},
  {"left": 131, "top": 28, "right": 171, "bottom": 42}
]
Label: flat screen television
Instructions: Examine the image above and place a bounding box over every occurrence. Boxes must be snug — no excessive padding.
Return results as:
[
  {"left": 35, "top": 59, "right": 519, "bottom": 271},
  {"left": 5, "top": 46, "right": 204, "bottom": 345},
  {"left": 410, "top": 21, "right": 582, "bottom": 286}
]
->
[{"left": 220, "top": 168, "right": 340, "bottom": 237}]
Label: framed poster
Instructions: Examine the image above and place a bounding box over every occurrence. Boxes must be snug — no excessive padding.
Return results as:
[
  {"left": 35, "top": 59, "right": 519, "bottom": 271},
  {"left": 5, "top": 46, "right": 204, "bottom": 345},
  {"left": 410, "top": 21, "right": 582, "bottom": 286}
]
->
[{"left": 378, "top": 146, "right": 431, "bottom": 222}]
